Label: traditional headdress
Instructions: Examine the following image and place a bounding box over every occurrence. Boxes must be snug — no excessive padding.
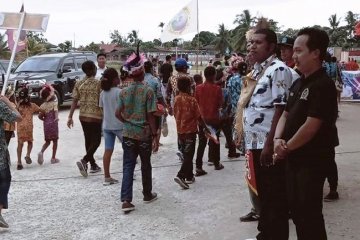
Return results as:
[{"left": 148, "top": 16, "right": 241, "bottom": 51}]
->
[{"left": 123, "top": 42, "right": 146, "bottom": 77}]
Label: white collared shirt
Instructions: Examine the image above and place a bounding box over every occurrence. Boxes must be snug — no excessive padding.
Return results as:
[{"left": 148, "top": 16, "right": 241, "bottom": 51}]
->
[
  {"left": 243, "top": 56, "right": 293, "bottom": 150},
  {"left": 95, "top": 66, "right": 107, "bottom": 80}
]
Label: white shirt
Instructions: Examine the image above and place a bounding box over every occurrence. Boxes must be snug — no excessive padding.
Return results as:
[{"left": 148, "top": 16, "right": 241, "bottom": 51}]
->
[
  {"left": 243, "top": 56, "right": 293, "bottom": 150},
  {"left": 95, "top": 66, "right": 107, "bottom": 80}
]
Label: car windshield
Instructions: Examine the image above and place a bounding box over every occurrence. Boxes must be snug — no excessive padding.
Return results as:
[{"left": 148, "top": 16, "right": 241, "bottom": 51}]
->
[{"left": 15, "top": 57, "right": 60, "bottom": 73}]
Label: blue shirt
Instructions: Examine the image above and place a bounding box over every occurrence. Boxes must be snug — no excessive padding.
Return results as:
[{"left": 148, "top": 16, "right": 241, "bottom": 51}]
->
[
  {"left": 227, "top": 73, "right": 242, "bottom": 116},
  {"left": 144, "top": 73, "right": 163, "bottom": 100}
]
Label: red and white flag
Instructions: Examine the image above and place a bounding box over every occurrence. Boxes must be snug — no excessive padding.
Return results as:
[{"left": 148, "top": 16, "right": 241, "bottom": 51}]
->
[{"left": 5, "top": 4, "right": 27, "bottom": 53}]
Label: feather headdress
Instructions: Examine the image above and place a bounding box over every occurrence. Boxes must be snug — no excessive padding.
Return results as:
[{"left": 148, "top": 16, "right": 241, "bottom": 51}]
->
[{"left": 123, "top": 41, "right": 146, "bottom": 77}]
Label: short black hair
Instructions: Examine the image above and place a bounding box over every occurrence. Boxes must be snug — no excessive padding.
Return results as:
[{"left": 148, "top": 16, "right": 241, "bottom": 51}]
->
[
  {"left": 101, "top": 68, "right": 119, "bottom": 91},
  {"left": 193, "top": 74, "right": 203, "bottom": 84},
  {"left": 254, "top": 28, "right": 278, "bottom": 45},
  {"left": 297, "top": 27, "right": 329, "bottom": 61},
  {"left": 177, "top": 76, "right": 191, "bottom": 93},
  {"left": 81, "top": 60, "right": 97, "bottom": 77},
  {"left": 204, "top": 66, "right": 216, "bottom": 79},
  {"left": 144, "top": 61, "right": 153, "bottom": 73},
  {"left": 165, "top": 55, "right": 172, "bottom": 61},
  {"left": 331, "top": 56, "right": 337, "bottom": 62},
  {"left": 97, "top": 53, "right": 106, "bottom": 59}
]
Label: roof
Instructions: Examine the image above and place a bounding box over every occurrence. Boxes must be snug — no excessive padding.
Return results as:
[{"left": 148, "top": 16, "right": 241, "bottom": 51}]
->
[
  {"left": 349, "top": 50, "right": 360, "bottom": 56},
  {"left": 99, "top": 44, "right": 122, "bottom": 53}
]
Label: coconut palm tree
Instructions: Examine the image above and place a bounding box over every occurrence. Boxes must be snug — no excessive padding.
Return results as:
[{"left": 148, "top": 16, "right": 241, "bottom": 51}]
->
[
  {"left": 158, "top": 22, "right": 165, "bottom": 33},
  {"left": 127, "top": 30, "right": 139, "bottom": 46},
  {"left": 213, "top": 24, "right": 232, "bottom": 55},
  {"left": 231, "top": 10, "right": 254, "bottom": 52}
]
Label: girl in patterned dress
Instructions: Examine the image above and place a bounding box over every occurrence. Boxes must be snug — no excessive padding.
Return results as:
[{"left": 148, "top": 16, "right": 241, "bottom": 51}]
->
[
  {"left": 38, "top": 85, "right": 59, "bottom": 165},
  {"left": 16, "top": 87, "right": 40, "bottom": 170}
]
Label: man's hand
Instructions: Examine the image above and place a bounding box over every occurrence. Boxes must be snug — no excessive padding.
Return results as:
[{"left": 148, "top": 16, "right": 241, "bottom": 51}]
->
[
  {"left": 274, "top": 139, "right": 288, "bottom": 159},
  {"left": 152, "top": 136, "right": 159, "bottom": 153},
  {"left": 260, "top": 143, "right": 274, "bottom": 167},
  {"left": 67, "top": 118, "right": 74, "bottom": 129}
]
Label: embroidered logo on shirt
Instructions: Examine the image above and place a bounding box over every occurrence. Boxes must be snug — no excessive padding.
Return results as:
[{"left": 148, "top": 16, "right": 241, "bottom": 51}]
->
[{"left": 300, "top": 88, "right": 309, "bottom": 100}]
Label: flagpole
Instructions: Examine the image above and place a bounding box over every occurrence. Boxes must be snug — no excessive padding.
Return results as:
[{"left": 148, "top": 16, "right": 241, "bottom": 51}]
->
[
  {"left": 1, "top": 10, "right": 26, "bottom": 95},
  {"left": 196, "top": 0, "right": 199, "bottom": 73}
]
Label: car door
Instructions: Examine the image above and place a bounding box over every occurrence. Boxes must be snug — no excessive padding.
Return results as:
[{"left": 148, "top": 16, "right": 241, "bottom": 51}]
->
[{"left": 60, "top": 57, "right": 78, "bottom": 100}]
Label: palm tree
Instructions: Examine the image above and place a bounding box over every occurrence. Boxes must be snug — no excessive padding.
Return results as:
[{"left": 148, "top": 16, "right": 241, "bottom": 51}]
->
[
  {"left": 232, "top": 10, "right": 254, "bottom": 52},
  {"left": 345, "top": 11, "right": 359, "bottom": 38},
  {"left": 213, "top": 24, "right": 232, "bottom": 55},
  {"left": 127, "top": 30, "right": 139, "bottom": 46},
  {"left": 27, "top": 37, "right": 46, "bottom": 56},
  {"left": 0, "top": 33, "right": 10, "bottom": 59},
  {"left": 158, "top": 22, "right": 165, "bottom": 33},
  {"left": 329, "top": 14, "right": 340, "bottom": 33}
]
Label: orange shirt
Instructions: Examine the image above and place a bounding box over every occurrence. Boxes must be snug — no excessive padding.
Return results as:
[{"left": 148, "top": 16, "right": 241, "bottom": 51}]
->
[{"left": 174, "top": 92, "right": 201, "bottom": 134}]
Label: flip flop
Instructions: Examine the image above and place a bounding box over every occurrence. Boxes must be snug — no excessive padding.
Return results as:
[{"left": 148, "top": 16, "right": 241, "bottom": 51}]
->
[{"left": 25, "top": 156, "right": 32, "bottom": 164}]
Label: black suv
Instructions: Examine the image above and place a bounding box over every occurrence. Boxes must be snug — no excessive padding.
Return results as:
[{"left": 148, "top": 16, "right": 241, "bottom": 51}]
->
[
  {"left": 0, "top": 60, "right": 16, "bottom": 81},
  {"left": 6, "top": 52, "right": 97, "bottom": 105}
]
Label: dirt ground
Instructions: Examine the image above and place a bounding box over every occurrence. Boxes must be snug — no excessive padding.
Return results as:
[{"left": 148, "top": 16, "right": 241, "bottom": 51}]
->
[{"left": 0, "top": 102, "right": 359, "bottom": 240}]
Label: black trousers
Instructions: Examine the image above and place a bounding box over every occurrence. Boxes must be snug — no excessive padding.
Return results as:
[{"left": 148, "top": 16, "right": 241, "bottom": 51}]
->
[
  {"left": 221, "top": 118, "right": 237, "bottom": 155},
  {"left": 196, "top": 125, "right": 220, "bottom": 168},
  {"left": 286, "top": 152, "right": 333, "bottom": 240},
  {"left": 177, "top": 134, "right": 196, "bottom": 179},
  {"left": 326, "top": 154, "right": 338, "bottom": 191},
  {"left": 80, "top": 121, "right": 102, "bottom": 166},
  {"left": 5, "top": 131, "right": 13, "bottom": 146},
  {"left": 252, "top": 150, "right": 289, "bottom": 240}
]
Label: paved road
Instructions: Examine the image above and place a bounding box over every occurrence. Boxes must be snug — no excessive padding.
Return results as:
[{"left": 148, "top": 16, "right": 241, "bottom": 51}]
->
[{"left": 1, "top": 102, "right": 359, "bottom": 240}]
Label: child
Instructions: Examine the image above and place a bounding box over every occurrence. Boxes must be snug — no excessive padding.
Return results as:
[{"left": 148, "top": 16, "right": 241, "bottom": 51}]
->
[
  {"left": 99, "top": 68, "right": 122, "bottom": 186},
  {"left": 193, "top": 74, "right": 203, "bottom": 86},
  {"left": 173, "top": 76, "right": 210, "bottom": 189},
  {"left": 38, "top": 85, "right": 59, "bottom": 165},
  {"left": 16, "top": 87, "right": 40, "bottom": 170}
]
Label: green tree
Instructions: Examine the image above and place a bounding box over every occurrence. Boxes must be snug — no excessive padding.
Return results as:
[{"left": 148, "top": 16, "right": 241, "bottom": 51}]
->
[
  {"left": 58, "top": 40, "right": 72, "bottom": 52},
  {"left": 213, "top": 23, "right": 232, "bottom": 55},
  {"left": 0, "top": 33, "right": 10, "bottom": 59},
  {"left": 191, "top": 31, "right": 216, "bottom": 48},
  {"left": 158, "top": 22, "right": 165, "bottom": 33},
  {"left": 110, "top": 30, "right": 129, "bottom": 47},
  {"left": 27, "top": 37, "right": 46, "bottom": 56},
  {"left": 127, "top": 30, "right": 140, "bottom": 46},
  {"left": 231, "top": 10, "right": 255, "bottom": 52},
  {"left": 83, "top": 42, "right": 100, "bottom": 53},
  {"left": 153, "top": 38, "right": 162, "bottom": 46}
]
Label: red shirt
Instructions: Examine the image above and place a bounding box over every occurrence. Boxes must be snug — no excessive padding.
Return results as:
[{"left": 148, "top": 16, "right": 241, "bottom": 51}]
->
[
  {"left": 174, "top": 93, "right": 201, "bottom": 134},
  {"left": 195, "top": 81, "right": 223, "bottom": 125}
]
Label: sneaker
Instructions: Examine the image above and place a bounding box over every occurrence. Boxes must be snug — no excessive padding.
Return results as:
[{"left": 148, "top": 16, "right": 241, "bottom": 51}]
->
[
  {"left": 228, "top": 152, "right": 241, "bottom": 159},
  {"left": 240, "top": 212, "right": 260, "bottom": 222},
  {"left": 122, "top": 201, "right": 135, "bottom": 212},
  {"left": 50, "top": 158, "right": 60, "bottom": 164},
  {"left": 214, "top": 163, "right": 224, "bottom": 170},
  {"left": 195, "top": 168, "right": 207, "bottom": 177},
  {"left": 207, "top": 160, "right": 214, "bottom": 166},
  {"left": 174, "top": 177, "right": 190, "bottom": 189},
  {"left": 0, "top": 214, "right": 9, "bottom": 228},
  {"left": 76, "top": 160, "right": 88, "bottom": 177},
  {"left": 25, "top": 156, "right": 32, "bottom": 164},
  {"left": 89, "top": 164, "right": 102, "bottom": 173},
  {"left": 176, "top": 151, "right": 184, "bottom": 163},
  {"left": 17, "top": 164, "right": 23, "bottom": 170},
  {"left": 324, "top": 191, "right": 339, "bottom": 202},
  {"left": 103, "top": 177, "right": 119, "bottom": 186},
  {"left": 185, "top": 177, "right": 195, "bottom": 184},
  {"left": 143, "top": 192, "right": 158, "bottom": 203}
]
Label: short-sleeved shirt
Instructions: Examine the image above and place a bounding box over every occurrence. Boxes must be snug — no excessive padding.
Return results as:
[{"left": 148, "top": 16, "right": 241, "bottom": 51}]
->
[
  {"left": 0, "top": 101, "right": 18, "bottom": 170},
  {"left": 144, "top": 73, "right": 163, "bottom": 100},
  {"left": 72, "top": 76, "right": 102, "bottom": 120},
  {"left": 160, "top": 62, "right": 173, "bottom": 83},
  {"left": 243, "top": 56, "right": 293, "bottom": 150},
  {"left": 95, "top": 66, "right": 107, "bottom": 80},
  {"left": 99, "top": 87, "right": 123, "bottom": 130},
  {"left": 227, "top": 73, "right": 242, "bottom": 116},
  {"left": 174, "top": 93, "right": 201, "bottom": 134},
  {"left": 166, "top": 73, "right": 195, "bottom": 107},
  {"left": 118, "top": 81, "right": 157, "bottom": 141},
  {"left": 195, "top": 82, "right": 223, "bottom": 125},
  {"left": 17, "top": 103, "right": 40, "bottom": 142},
  {"left": 283, "top": 68, "right": 339, "bottom": 159}
]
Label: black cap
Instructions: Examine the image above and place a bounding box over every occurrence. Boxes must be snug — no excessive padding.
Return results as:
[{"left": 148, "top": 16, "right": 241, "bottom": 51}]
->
[{"left": 278, "top": 36, "right": 295, "bottom": 47}]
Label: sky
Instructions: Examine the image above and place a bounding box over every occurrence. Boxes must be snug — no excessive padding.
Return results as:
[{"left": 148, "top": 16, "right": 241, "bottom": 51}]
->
[{"left": 0, "top": 0, "right": 359, "bottom": 47}]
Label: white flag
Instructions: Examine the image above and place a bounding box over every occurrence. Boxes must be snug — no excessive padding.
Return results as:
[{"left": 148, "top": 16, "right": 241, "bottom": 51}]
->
[{"left": 160, "top": 0, "right": 198, "bottom": 42}]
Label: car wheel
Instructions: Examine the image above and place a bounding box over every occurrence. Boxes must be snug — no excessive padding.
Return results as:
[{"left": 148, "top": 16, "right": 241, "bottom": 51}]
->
[{"left": 54, "top": 89, "right": 62, "bottom": 106}]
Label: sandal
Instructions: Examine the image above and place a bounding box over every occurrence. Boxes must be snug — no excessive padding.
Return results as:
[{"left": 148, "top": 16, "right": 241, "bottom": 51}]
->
[
  {"left": 25, "top": 156, "right": 32, "bottom": 164},
  {"left": 17, "top": 164, "right": 23, "bottom": 170}
]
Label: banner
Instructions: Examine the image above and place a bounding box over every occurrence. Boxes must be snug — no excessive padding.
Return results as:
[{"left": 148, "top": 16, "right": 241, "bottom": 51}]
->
[
  {"left": 160, "top": 0, "right": 198, "bottom": 42},
  {"left": 245, "top": 150, "right": 258, "bottom": 196},
  {"left": 341, "top": 70, "right": 360, "bottom": 99},
  {"left": 6, "top": 29, "right": 26, "bottom": 53},
  {"left": 355, "top": 21, "right": 360, "bottom": 37}
]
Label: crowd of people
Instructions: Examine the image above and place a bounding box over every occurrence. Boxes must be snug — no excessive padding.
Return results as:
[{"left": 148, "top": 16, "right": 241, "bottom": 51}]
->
[{"left": 0, "top": 25, "right": 343, "bottom": 239}]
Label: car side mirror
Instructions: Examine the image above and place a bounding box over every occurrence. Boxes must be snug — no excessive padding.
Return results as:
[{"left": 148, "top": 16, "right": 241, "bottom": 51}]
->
[{"left": 62, "top": 66, "right": 72, "bottom": 73}]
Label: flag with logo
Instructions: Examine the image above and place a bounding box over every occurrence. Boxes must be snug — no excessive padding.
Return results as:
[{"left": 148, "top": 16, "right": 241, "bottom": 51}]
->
[
  {"left": 160, "top": 0, "right": 198, "bottom": 42},
  {"left": 6, "top": 4, "right": 27, "bottom": 53}
]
